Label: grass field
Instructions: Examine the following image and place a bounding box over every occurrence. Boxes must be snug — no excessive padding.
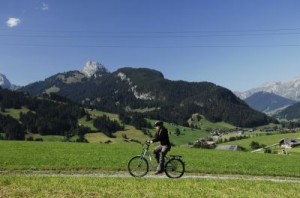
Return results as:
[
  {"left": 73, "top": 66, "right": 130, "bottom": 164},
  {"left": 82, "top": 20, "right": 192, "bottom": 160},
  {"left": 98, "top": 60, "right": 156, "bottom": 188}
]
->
[
  {"left": 2, "top": 108, "right": 300, "bottom": 197},
  {"left": 0, "top": 176, "right": 299, "bottom": 198},
  {"left": 1, "top": 141, "right": 300, "bottom": 177},
  {"left": 1, "top": 140, "right": 300, "bottom": 197}
]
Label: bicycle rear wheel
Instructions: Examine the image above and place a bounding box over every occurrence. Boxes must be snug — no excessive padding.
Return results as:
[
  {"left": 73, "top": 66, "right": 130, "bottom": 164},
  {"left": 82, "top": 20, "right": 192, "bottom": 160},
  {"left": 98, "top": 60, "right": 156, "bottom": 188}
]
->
[
  {"left": 164, "top": 158, "right": 185, "bottom": 178},
  {"left": 127, "top": 155, "right": 149, "bottom": 177}
]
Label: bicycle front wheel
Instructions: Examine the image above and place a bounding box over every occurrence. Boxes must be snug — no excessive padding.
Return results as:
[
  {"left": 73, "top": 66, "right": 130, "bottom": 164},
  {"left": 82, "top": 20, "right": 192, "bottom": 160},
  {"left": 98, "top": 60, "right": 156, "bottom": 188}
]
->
[
  {"left": 165, "top": 158, "right": 185, "bottom": 178},
  {"left": 127, "top": 155, "right": 149, "bottom": 177}
]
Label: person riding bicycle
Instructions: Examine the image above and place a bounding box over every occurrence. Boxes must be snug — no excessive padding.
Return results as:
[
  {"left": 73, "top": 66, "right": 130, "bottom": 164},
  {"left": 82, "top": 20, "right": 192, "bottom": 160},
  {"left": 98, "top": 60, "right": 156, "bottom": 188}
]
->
[{"left": 149, "top": 120, "right": 171, "bottom": 175}]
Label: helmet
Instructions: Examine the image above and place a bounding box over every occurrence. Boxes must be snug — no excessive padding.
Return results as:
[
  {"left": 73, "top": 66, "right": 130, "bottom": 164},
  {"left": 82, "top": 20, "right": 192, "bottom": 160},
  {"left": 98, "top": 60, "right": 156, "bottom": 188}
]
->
[{"left": 154, "top": 120, "right": 163, "bottom": 126}]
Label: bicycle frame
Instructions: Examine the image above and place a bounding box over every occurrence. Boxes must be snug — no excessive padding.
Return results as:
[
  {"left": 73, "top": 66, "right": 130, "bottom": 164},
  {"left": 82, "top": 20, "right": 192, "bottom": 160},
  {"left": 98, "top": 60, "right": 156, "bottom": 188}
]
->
[
  {"left": 140, "top": 142, "right": 156, "bottom": 169},
  {"left": 139, "top": 142, "right": 173, "bottom": 169}
]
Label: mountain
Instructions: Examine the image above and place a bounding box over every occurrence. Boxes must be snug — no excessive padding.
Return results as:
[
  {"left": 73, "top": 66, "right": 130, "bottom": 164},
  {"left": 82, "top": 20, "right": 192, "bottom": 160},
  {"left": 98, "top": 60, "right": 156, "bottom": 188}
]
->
[
  {"left": 82, "top": 60, "right": 108, "bottom": 78},
  {"left": 19, "top": 61, "right": 276, "bottom": 127},
  {"left": 275, "top": 101, "right": 300, "bottom": 120},
  {"left": 0, "top": 73, "right": 11, "bottom": 89},
  {"left": 0, "top": 73, "right": 21, "bottom": 90},
  {"left": 236, "top": 77, "right": 300, "bottom": 101},
  {"left": 244, "top": 91, "right": 296, "bottom": 114}
]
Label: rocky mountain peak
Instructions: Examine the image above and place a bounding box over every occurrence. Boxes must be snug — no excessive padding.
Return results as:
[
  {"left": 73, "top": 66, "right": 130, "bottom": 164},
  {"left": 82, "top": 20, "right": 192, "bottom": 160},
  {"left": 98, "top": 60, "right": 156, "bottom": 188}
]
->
[
  {"left": 0, "top": 73, "right": 11, "bottom": 89},
  {"left": 81, "top": 60, "right": 108, "bottom": 78},
  {"left": 236, "top": 76, "right": 300, "bottom": 101}
]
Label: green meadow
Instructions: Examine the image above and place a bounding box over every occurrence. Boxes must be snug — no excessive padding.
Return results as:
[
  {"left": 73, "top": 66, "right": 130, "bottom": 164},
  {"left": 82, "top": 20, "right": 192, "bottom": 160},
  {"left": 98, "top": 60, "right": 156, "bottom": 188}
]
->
[
  {"left": 1, "top": 176, "right": 299, "bottom": 198},
  {"left": 2, "top": 109, "right": 300, "bottom": 197},
  {"left": 1, "top": 141, "right": 300, "bottom": 177},
  {"left": 1, "top": 141, "right": 300, "bottom": 197}
]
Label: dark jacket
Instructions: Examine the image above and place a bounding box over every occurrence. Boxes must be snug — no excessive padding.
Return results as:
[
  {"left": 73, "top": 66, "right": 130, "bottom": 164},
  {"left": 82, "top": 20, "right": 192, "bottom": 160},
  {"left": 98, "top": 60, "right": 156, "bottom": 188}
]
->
[{"left": 152, "top": 126, "right": 171, "bottom": 146}]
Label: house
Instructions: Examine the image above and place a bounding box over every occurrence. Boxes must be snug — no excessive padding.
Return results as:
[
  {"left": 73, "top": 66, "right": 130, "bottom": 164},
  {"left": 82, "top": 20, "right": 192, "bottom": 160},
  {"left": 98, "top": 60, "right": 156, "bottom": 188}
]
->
[
  {"left": 193, "top": 138, "right": 216, "bottom": 149},
  {"left": 279, "top": 138, "right": 300, "bottom": 148},
  {"left": 215, "top": 145, "right": 243, "bottom": 151}
]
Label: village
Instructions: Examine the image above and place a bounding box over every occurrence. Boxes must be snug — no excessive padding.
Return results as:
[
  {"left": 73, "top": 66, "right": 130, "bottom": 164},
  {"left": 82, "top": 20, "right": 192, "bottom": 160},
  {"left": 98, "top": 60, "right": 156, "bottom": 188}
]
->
[{"left": 191, "top": 127, "right": 300, "bottom": 154}]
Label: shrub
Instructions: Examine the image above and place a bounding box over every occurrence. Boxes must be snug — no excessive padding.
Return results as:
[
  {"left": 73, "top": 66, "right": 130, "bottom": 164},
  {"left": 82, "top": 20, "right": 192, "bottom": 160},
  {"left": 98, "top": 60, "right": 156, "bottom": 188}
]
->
[
  {"left": 26, "top": 136, "right": 34, "bottom": 141},
  {"left": 122, "top": 133, "right": 128, "bottom": 139},
  {"left": 264, "top": 148, "right": 272, "bottom": 154},
  {"left": 250, "top": 141, "right": 261, "bottom": 149}
]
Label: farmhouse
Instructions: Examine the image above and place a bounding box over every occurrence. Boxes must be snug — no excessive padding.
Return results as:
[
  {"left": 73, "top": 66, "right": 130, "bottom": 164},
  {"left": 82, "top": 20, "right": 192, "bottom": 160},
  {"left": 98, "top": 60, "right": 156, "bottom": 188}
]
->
[
  {"left": 279, "top": 138, "right": 300, "bottom": 148},
  {"left": 193, "top": 138, "right": 216, "bottom": 149},
  {"left": 215, "top": 145, "right": 243, "bottom": 151}
]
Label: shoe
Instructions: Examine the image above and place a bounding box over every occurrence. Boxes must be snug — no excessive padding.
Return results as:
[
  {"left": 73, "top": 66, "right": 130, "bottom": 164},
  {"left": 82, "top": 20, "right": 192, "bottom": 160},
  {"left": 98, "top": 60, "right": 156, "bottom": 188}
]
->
[{"left": 154, "top": 171, "right": 163, "bottom": 175}]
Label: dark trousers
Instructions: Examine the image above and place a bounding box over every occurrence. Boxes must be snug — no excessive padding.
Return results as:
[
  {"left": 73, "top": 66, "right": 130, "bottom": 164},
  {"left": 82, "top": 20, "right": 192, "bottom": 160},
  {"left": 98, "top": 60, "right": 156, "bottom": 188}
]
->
[{"left": 153, "top": 145, "right": 171, "bottom": 172}]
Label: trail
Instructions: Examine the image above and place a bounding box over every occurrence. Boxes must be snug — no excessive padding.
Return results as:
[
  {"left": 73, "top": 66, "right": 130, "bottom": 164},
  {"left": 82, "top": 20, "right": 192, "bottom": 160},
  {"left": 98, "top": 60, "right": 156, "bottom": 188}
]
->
[{"left": 2, "top": 171, "right": 300, "bottom": 183}]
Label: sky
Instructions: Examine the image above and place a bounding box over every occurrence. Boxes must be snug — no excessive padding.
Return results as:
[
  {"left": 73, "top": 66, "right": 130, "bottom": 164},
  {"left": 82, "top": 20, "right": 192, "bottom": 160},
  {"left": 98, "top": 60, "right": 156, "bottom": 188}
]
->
[{"left": 1, "top": 0, "right": 300, "bottom": 92}]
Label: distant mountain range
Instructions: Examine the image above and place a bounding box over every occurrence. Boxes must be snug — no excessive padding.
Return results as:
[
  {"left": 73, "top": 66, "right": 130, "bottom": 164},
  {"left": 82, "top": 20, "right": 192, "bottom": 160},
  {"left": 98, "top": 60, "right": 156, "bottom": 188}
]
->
[
  {"left": 236, "top": 77, "right": 300, "bottom": 101},
  {"left": 18, "top": 60, "right": 274, "bottom": 127},
  {"left": 236, "top": 78, "right": 300, "bottom": 119},
  {"left": 4, "top": 60, "right": 300, "bottom": 122},
  {"left": 244, "top": 91, "right": 296, "bottom": 115}
]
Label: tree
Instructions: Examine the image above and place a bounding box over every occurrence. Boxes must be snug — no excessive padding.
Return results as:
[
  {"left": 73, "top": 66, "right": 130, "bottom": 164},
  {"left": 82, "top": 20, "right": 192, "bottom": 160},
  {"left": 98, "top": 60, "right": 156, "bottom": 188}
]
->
[
  {"left": 118, "top": 112, "right": 131, "bottom": 125},
  {"left": 93, "top": 114, "right": 124, "bottom": 137},
  {"left": 1, "top": 115, "right": 25, "bottom": 140},
  {"left": 76, "top": 126, "right": 91, "bottom": 142},
  {"left": 85, "top": 113, "right": 92, "bottom": 121},
  {"left": 175, "top": 128, "right": 181, "bottom": 136}
]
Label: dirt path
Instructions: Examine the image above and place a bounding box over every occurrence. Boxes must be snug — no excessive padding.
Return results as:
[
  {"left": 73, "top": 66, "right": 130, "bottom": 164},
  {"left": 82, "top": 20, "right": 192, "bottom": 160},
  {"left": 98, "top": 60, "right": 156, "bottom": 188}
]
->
[{"left": 2, "top": 170, "right": 300, "bottom": 183}]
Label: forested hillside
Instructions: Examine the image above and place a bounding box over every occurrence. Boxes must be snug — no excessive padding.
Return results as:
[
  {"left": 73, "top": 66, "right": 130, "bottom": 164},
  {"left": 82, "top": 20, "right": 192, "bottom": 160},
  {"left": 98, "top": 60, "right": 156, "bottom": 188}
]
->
[
  {"left": 0, "top": 88, "right": 154, "bottom": 141},
  {"left": 20, "top": 67, "right": 277, "bottom": 127},
  {"left": 0, "top": 88, "right": 88, "bottom": 140},
  {"left": 276, "top": 101, "right": 300, "bottom": 120}
]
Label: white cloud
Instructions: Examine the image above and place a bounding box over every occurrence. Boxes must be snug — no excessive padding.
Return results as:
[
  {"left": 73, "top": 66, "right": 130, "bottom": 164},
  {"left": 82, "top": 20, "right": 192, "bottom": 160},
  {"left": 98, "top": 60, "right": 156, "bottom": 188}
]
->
[
  {"left": 6, "top": 18, "right": 21, "bottom": 28},
  {"left": 41, "top": 2, "right": 49, "bottom": 11}
]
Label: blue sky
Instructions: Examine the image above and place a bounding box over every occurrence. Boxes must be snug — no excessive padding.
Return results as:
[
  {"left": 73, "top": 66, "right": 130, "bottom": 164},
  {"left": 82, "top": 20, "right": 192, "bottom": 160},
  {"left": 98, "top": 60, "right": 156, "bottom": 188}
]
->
[{"left": 1, "top": 0, "right": 300, "bottom": 91}]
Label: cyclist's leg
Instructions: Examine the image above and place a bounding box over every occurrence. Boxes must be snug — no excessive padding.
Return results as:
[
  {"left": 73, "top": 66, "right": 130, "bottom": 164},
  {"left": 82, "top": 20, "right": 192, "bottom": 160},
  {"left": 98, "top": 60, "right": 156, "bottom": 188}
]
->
[
  {"left": 153, "top": 145, "right": 162, "bottom": 163},
  {"left": 157, "top": 145, "right": 171, "bottom": 173}
]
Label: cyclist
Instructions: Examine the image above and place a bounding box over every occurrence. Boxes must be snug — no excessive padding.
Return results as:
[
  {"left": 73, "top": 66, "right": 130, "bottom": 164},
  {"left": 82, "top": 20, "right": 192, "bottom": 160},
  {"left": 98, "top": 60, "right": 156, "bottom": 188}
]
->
[{"left": 149, "top": 120, "right": 171, "bottom": 175}]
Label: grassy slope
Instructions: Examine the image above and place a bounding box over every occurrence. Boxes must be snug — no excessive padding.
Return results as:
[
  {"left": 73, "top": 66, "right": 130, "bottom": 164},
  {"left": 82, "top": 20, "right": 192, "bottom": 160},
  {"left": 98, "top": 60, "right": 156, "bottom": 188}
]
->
[
  {"left": 6, "top": 105, "right": 299, "bottom": 152},
  {"left": 1, "top": 107, "right": 224, "bottom": 145},
  {"left": 1, "top": 107, "right": 29, "bottom": 120},
  {"left": 79, "top": 109, "right": 226, "bottom": 146},
  {"left": 3, "top": 106, "right": 299, "bottom": 154}
]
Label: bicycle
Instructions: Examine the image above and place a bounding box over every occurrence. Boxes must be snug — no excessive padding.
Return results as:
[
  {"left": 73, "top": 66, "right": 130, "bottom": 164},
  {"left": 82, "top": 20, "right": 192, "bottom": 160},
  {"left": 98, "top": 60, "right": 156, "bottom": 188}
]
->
[{"left": 127, "top": 141, "right": 185, "bottom": 178}]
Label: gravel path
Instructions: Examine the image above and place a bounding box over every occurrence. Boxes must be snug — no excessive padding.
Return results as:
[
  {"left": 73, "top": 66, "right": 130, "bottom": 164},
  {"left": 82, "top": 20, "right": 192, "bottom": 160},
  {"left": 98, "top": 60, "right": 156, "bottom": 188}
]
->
[{"left": 2, "top": 170, "right": 300, "bottom": 183}]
